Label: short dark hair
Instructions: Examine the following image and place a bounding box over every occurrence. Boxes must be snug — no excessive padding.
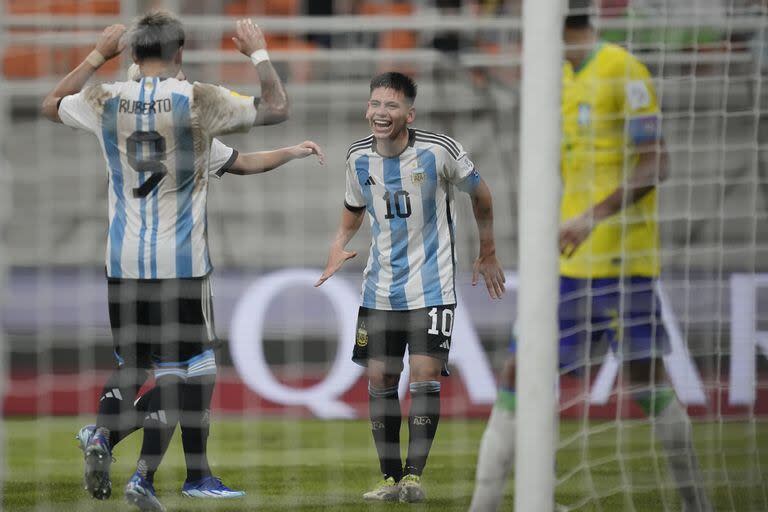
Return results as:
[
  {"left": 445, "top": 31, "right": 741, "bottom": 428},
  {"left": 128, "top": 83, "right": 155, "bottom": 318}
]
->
[
  {"left": 130, "top": 10, "right": 185, "bottom": 62},
  {"left": 369, "top": 72, "right": 417, "bottom": 104},
  {"left": 565, "top": 0, "right": 592, "bottom": 29}
]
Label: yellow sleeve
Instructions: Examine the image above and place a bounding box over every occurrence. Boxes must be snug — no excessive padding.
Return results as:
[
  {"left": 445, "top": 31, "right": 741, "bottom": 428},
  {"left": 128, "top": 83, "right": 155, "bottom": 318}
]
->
[{"left": 618, "top": 54, "right": 661, "bottom": 144}]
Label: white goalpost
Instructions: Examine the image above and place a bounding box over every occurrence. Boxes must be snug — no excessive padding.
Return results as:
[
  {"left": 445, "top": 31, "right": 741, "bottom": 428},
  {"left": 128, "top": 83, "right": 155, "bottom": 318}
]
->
[
  {"left": 513, "top": 1, "right": 768, "bottom": 511},
  {"left": 514, "top": 1, "right": 564, "bottom": 511}
]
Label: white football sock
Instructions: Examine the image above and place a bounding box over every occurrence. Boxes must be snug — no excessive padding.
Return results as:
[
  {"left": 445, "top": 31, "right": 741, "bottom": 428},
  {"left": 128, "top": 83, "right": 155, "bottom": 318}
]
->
[
  {"left": 655, "top": 399, "right": 712, "bottom": 512},
  {"left": 469, "top": 404, "right": 516, "bottom": 512}
]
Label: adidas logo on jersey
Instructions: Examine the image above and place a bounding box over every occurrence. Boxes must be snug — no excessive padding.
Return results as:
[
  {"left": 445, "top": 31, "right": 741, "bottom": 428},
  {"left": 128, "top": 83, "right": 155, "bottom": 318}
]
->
[
  {"left": 439, "top": 340, "right": 451, "bottom": 350},
  {"left": 364, "top": 176, "right": 377, "bottom": 186}
]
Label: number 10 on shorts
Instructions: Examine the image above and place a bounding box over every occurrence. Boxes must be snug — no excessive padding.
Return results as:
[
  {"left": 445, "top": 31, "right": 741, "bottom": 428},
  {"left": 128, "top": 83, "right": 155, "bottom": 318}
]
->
[{"left": 427, "top": 307, "right": 453, "bottom": 337}]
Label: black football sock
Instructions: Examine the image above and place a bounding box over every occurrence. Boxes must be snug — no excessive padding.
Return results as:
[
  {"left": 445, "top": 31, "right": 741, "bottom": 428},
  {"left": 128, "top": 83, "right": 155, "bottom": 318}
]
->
[
  {"left": 180, "top": 373, "right": 216, "bottom": 482},
  {"left": 133, "top": 387, "right": 154, "bottom": 413},
  {"left": 404, "top": 380, "right": 441, "bottom": 476},
  {"left": 369, "top": 384, "right": 403, "bottom": 481},
  {"left": 103, "top": 386, "right": 156, "bottom": 448},
  {"left": 95, "top": 367, "right": 150, "bottom": 449},
  {"left": 136, "top": 375, "right": 183, "bottom": 482}
]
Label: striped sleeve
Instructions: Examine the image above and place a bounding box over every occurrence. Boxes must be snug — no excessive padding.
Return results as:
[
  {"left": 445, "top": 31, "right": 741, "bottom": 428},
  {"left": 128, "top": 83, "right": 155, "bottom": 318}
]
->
[
  {"left": 415, "top": 130, "right": 479, "bottom": 191},
  {"left": 344, "top": 158, "right": 366, "bottom": 210}
]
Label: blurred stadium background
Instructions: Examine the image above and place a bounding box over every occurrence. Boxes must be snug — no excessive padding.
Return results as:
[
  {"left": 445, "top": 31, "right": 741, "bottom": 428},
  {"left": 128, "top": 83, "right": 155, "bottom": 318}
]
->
[{"left": 1, "top": 0, "right": 767, "bottom": 510}]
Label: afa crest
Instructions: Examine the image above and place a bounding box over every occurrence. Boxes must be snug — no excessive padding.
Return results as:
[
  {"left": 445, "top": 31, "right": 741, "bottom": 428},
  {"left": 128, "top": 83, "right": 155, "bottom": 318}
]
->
[
  {"left": 411, "top": 168, "right": 426, "bottom": 185},
  {"left": 356, "top": 323, "right": 368, "bottom": 347}
]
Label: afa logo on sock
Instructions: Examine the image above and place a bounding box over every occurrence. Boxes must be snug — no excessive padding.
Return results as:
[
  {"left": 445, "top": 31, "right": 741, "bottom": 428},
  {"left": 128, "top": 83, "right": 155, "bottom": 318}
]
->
[{"left": 412, "top": 416, "right": 432, "bottom": 426}]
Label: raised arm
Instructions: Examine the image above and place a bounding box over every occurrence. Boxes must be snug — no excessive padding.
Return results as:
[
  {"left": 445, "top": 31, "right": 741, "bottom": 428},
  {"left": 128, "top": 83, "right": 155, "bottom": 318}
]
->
[
  {"left": 41, "top": 24, "right": 126, "bottom": 123},
  {"left": 315, "top": 207, "right": 365, "bottom": 287},
  {"left": 227, "top": 141, "right": 324, "bottom": 175},
  {"left": 559, "top": 138, "right": 669, "bottom": 257},
  {"left": 469, "top": 177, "right": 506, "bottom": 299},
  {"left": 231, "top": 19, "right": 289, "bottom": 126}
]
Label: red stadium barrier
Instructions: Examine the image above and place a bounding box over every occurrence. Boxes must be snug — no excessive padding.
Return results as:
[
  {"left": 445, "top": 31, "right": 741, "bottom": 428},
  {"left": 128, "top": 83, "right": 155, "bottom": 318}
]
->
[{"left": 5, "top": 369, "right": 767, "bottom": 419}]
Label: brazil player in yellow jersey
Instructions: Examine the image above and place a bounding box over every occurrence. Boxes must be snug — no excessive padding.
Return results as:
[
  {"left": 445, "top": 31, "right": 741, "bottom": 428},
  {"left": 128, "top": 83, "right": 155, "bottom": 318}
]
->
[{"left": 470, "top": 6, "right": 712, "bottom": 511}]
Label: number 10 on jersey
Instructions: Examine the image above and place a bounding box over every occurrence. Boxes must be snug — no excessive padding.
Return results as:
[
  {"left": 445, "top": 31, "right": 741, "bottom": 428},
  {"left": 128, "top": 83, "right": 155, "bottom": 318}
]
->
[{"left": 383, "top": 190, "right": 412, "bottom": 219}]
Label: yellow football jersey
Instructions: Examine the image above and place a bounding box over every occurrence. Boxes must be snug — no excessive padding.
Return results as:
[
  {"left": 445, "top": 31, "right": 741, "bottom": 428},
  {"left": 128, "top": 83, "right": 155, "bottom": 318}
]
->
[{"left": 560, "top": 42, "right": 662, "bottom": 278}]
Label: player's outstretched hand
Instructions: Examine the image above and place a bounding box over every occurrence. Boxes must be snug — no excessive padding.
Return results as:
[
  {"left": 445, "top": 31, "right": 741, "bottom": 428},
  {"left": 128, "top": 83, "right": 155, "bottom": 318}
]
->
[
  {"left": 472, "top": 253, "right": 505, "bottom": 299},
  {"left": 315, "top": 245, "right": 357, "bottom": 287},
  {"left": 96, "top": 24, "right": 127, "bottom": 60},
  {"left": 290, "top": 141, "right": 325, "bottom": 165},
  {"left": 232, "top": 19, "right": 267, "bottom": 56},
  {"left": 559, "top": 213, "right": 593, "bottom": 258}
]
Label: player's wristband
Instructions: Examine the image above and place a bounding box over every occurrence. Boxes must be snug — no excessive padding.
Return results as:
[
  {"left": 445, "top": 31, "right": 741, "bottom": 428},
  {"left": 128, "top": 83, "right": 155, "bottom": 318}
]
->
[
  {"left": 85, "top": 50, "right": 106, "bottom": 68},
  {"left": 250, "top": 49, "right": 270, "bottom": 67}
]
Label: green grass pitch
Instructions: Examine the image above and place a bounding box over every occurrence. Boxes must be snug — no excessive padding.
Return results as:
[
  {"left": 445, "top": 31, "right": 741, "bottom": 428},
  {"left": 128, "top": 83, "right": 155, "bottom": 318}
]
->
[{"left": 3, "top": 417, "right": 767, "bottom": 511}]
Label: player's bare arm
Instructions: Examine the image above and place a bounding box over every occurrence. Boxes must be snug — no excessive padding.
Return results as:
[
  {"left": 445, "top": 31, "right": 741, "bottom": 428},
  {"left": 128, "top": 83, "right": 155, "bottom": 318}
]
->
[
  {"left": 41, "top": 24, "right": 126, "bottom": 123},
  {"left": 228, "top": 141, "right": 325, "bottom": 175},
  {"left": 469, "top": 177, "right": 506, "bottom": 299},
  {"left": 315, "top": 207, "right": 364, "bottom": 287},
  {"left": 231, "top": 18, "right": 288, "bottom": 126},
  {"left": 559, "top": 138, "right": 669, "bottom": 257}
]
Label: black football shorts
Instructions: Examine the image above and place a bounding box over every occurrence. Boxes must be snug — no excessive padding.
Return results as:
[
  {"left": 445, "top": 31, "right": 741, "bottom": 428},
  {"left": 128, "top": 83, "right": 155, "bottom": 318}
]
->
[{"left": 352, "top": 305, "right": 455, "bottom": 375}]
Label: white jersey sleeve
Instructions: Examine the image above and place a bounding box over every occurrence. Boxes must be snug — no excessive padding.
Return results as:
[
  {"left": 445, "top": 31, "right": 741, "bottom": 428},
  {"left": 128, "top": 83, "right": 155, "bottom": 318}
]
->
[
  {"left": 344, "top": 158, "right": 366, "bottom": 210},
  {"left": 192, "top": 82, "right": 257, "bottom": 136},
  {"left": 58, "top": 85, "right": 102, "bottom": 134},
  {"left": 438, "top": 138, "right": 474, "bottom": 182},
  {"left": 208, "top": 138, "right": 238, "bottom": 179},
  {"left": 438, "top": 137, "right": 481, "bottom": 193}
]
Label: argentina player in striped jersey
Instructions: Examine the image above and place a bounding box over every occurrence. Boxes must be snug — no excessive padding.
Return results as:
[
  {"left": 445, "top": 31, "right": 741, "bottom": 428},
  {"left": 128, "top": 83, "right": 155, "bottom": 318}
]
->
[
  {"left": 70, "top": 64, "right": 324, "bottom": 502},
  {"left": 316, "top": 72, "right": 505, "bottom": 503},
  {"left": 41, "top": 12, "right": 312, "bottom": 510}
]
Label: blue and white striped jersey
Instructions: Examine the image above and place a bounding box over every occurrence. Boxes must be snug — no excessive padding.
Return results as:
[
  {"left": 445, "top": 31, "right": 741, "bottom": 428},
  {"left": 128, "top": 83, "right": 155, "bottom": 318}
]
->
[
  {"left": 58, "top": 77, "right": 255, "bottom": 279},
  {"left": 345, "top": 128, "right": 481, "bottom": 311}
]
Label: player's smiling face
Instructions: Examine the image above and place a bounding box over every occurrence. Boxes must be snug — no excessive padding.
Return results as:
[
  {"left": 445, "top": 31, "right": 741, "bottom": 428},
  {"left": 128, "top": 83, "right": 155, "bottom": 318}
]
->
[{"left": 366, "top": 87, "right": 415, "bottom": 141}]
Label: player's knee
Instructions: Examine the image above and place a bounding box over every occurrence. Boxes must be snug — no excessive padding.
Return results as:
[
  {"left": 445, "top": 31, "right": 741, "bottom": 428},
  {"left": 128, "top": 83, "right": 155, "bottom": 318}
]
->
[
  {"left": 368, "top": 372, "right": 399, "bottom": 390},
  {"left": 409, "top": 366, "right": 441, "bottom": 383},
  {"left": 409, "top": 354, "right": 442, "bottom": 382}
]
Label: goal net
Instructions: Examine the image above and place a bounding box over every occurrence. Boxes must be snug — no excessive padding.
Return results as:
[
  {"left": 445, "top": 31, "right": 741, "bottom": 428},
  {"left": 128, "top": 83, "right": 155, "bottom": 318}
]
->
[
  {"left": 0, "top": 1, "right": 518, "bottom": 510},
  {"left": 1, "top": 0, "right": 766, "bottom": 510},
  {"left": 545, "top": 1, "right": 768, "bottom": 510}
]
